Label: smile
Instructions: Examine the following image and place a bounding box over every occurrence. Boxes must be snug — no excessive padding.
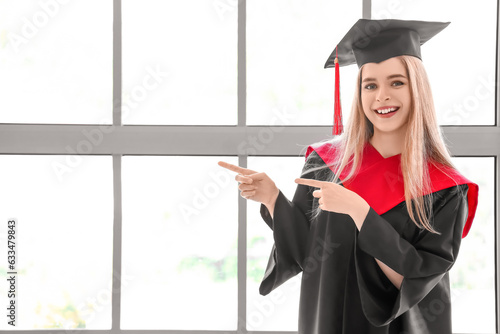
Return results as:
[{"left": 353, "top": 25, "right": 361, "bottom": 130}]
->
[{"left": 374, "top": 106, "right": 400, "bottom": 117}]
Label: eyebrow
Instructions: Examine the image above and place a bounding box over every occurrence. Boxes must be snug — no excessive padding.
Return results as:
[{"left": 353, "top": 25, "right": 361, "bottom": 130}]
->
[{"left": 362, "top": 74, "right": 407, "bottom": 83}]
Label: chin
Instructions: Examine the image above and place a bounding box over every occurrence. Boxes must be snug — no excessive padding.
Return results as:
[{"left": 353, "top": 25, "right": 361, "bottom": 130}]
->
[{"left": 373, "top": 122, "right": 408, "bottom": 134}]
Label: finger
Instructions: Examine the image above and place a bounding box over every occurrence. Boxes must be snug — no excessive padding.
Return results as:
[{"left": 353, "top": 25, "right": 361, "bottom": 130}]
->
[
  {"left": 312, "top": 190, "right": 322, "bottom": 198},
  {"left": 241, "top": 190, "right": 256, "bottom": 198},
  {"left": 295, "top": 178, "right": 326, "bottom": 188},
  {"left": 218, "top": 161, "right": 257, "bottom": 175},
  {"left": 247, "top": 172, "right": 267, "bottom": 182},
  {"left": 239, "top": 183, "right": 257, "bottom": 191},
  {"left": 235, "top": 174, "right": 253, "bottom": 184}
]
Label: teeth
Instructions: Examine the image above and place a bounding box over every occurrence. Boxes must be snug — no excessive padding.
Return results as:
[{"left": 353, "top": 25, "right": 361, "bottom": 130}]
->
[{"left": 376, "top": 107, "right": 398, "bottom": 114}]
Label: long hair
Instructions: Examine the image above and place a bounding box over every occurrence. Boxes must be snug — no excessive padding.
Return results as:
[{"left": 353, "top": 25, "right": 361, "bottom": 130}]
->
[{"left": 302, "top": 55, "right": 460, "bottom": 233}]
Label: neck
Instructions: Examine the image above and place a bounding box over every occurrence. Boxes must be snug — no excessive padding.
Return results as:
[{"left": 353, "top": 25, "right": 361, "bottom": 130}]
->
[{"left": 369, "top": 128, "right": 406, "bottom": 158}]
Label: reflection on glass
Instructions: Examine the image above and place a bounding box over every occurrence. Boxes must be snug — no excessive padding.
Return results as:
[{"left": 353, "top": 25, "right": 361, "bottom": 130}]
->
[
  {"left": 247, "top": 1, "right": 361, "bottom": 126},
  {"left": 450, "top": 157, "right": 495, "bottom": 333},
  {"left": 0, "top": 155, "right": 113, "bottom": 329},
  {"left": 372, "top": 0, "right": 496, "bottom": 125},
  {"left": 122, "top": 0, "right": 237, "bottom": 125},
  {"left": 121, "top": 156, "right": 238, "bottom": 330},
  {"left": 0, "top": 0, "right": 112, "bottom": 124},
  {"left": 247, "top": 156, "right": 304, "bottom": 331}
]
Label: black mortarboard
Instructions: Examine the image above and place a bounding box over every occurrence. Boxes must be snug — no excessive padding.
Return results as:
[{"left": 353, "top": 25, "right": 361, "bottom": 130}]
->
[{"left": 325, "top": 19, "right": 450, "bottom": 135}]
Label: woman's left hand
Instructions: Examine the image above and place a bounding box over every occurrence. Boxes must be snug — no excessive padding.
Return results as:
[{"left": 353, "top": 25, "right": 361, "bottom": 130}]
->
[{"left": 295, "top": 178, "right": 370, "bottom": 229}]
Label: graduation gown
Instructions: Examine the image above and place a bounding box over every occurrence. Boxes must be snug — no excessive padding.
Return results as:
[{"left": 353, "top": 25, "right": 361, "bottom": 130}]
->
[{"left": 258, "top": 141, "right": 479, "bottom": 334}]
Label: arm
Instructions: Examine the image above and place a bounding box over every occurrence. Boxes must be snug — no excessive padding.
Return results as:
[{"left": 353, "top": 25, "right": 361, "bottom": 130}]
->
[
  {"left": 350, "top": 196, "right": 404, "bottom": 289},
  {"left": 374, "top": 258, "right": 403, "bottom": 290},
  {"left": 294, "top": 168, "right": 406, "bottom": 290},
  {"left": 258, "top": 151, "right": 326, "bottom": 295},
  {"left": 263, "top": 189, "right": 279, "bottom": 219},
  {"left": 353, "top": 184, "right": 470, "bottom": 326}
]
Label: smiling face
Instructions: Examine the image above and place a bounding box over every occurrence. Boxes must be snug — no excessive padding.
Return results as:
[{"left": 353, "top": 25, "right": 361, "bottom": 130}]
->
[{"left": 360, "top": 57, "right": 412, "bottom": 137}]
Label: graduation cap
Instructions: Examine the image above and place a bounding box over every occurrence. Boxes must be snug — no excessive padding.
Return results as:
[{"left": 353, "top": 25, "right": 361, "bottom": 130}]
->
[{"left": 325, "top": 19, "right": 450, "bottom": 135}]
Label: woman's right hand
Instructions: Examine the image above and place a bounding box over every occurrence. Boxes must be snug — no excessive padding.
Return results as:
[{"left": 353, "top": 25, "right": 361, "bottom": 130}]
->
[{"left": 218, "top": 161, "right": 280, "bottom": 209}]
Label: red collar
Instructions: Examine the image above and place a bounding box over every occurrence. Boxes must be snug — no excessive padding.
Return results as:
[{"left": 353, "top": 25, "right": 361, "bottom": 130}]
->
[{"left": 306, "top": 141, "right": 479, "bottom": 238}]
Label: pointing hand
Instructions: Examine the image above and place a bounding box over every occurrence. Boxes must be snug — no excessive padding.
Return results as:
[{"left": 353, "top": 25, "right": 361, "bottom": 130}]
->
[{"left": 218, "top": 161, "right": 280, "bottom": 207}]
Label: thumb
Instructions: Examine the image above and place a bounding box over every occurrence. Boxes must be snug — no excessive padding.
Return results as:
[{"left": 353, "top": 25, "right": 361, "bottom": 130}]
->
[{"left": 248, "top": 172, "right": 267, "bottom": 182}]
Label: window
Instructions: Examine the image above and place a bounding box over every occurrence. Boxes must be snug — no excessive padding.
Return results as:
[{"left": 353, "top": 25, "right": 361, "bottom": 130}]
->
[
  {"left": 0, "top": 155, "right": 113, "bottom": 329},
  {"left": 0, "top": 1, "right": 496, "bottom": 333},
  {"left": 0, "top": 0, "right": 112, "bottom": 124},
  {"left": 121, "top": 156, "right": 238, "bottom": 330}
]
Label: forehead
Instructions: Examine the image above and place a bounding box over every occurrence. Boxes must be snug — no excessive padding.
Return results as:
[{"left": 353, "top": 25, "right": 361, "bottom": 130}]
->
[{"left": 361, "top": 57, "right": 406, "bottom": 78}]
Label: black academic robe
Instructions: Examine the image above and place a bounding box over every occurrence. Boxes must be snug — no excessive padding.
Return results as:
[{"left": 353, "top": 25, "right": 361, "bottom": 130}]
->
[{"left": 259, "top": 150, "right": 471, "bottom": 334}]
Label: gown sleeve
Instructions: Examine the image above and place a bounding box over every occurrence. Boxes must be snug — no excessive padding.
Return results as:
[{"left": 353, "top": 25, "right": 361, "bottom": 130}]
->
[
  {"left": 259, "top": 151, "right": 327, "bottom": 296},
  {"left": 354, "top": 183, "right": 470, "bottom": 326}
]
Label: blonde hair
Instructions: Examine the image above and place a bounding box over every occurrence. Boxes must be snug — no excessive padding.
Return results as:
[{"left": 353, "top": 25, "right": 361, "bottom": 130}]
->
[{"left": 303, "top": 55, "right": 460, "bottom": 233}]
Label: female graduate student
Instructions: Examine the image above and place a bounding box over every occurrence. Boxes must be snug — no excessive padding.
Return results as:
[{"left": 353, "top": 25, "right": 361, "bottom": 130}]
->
[{"left": 218, "top": 19, "right": 479, "bottom": 333}]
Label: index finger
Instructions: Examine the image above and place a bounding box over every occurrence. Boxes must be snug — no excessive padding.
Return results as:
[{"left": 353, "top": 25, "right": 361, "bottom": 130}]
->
[
  {"left": 294, "top": 178, "right": 327, "bottom": 188},
  {"left": 218, "top": 161, "right": 256, "bottom": 175}
]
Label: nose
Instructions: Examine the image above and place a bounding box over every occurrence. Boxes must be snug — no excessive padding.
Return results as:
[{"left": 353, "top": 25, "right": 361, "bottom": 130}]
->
[{"left": 376, "top": 85, "right": 390, "bottom": 102}]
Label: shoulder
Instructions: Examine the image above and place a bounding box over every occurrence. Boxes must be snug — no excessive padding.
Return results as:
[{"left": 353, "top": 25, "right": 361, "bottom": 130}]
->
[
  {"left": 427, "top": 160, "right": 478, "bottom": 231},
  {"left": 301, "top": 146, "right": 337, "bottom": 181},
  {"left": 415, "top": 184, "right": 469, "bottom": 239},
  {"left": 428, "top": 160, "right": 475, "bottom": 190},
  {"left": 430, "top": 183, "right": 469, "bottom": 209},
  {"left": 305, "top": 139, "right": 342, "bottom": 161}
]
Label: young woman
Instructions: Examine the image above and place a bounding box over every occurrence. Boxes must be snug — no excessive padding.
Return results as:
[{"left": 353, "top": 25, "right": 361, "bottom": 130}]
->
[{"left": 219, "top": 19, "right": 479, "bottom": 334}]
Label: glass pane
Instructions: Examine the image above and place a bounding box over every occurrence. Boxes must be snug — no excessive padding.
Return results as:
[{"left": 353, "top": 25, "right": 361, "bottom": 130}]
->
[
  {"left": 122, "top": 0, "right": 237, "bottom": 125},
  {"left": 247, "top": 156, "right": 304, "bottom": 331},
  {"left": 122, "top": 156, "right": 238, "bottom": 330},
  {"left": 372, "top": 0, "right": 496, "bottom": 125},
  {"left": 247, "top": 1, "right": 361, "bottom": 126},
  {"left": 449, "top": 157, "right": 495, "bottom": 333},
  {"left": 0, "top": 155, "right": 113, "bottom": 329},
  {"left": 0, "top": 0, "right": 113, "bottom": 124}
]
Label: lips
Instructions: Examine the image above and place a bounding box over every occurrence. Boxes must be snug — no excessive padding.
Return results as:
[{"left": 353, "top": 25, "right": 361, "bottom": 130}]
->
[{"left": 374, "top": 106, "right": 400, "bottom": 115}]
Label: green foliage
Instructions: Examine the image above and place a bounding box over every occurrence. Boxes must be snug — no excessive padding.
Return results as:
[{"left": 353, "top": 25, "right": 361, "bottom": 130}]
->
[
  {"left": 35, "top": 291, "right": 86, "bottom": 329},
  {"left": 176, "top": 236, "right": 269, "bottom": 283},
  {"left": 177, "top": 240, "right": 238, "bottom": 282}
]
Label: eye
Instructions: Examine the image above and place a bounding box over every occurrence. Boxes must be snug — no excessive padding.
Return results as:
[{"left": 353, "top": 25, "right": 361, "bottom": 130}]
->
[
  {"left": 392, "top": 81, "right": 404, "bottom": 87},
  {"left": 364, "top": 83, "right": 376, "bottom": 90}
]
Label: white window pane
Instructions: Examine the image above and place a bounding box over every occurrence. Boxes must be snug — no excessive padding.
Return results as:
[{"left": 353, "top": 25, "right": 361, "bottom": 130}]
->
[
  {"left": 122, "top": 0, "right": 237, "bottom": 125},
  {"left": 0, "top": 0, "right": 113, "bottom": 124},
  {"left": 121, "top": 156, "right": 238, "bottom": 330},
  {"left": 247, "top": 1, "right": 361, "bottom": 126},
  {"left": 0, "top": 155, "right": 114, "bottom": 329},
  {"left": 372, "top": 0, "right": 496, "bottom": 125},
  {"left": 449, "top": 157, "right": 495, "bottom": 333},
  {"left": 247, "top": 156, "right": 304, "bottom": 331}
]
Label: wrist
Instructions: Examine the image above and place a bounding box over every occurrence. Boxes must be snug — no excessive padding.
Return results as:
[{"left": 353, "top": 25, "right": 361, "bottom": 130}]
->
[
  {"left": 350, "top": 195, "right": 370, "bottom": 231},
  {"left": 264, "top": 188, "right": 280, "bottom": 208}
]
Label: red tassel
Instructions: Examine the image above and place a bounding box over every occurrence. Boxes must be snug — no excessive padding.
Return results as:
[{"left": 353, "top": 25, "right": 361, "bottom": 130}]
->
[{"left": 333, "top": 46, "right": 343, "bottom": 136}]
